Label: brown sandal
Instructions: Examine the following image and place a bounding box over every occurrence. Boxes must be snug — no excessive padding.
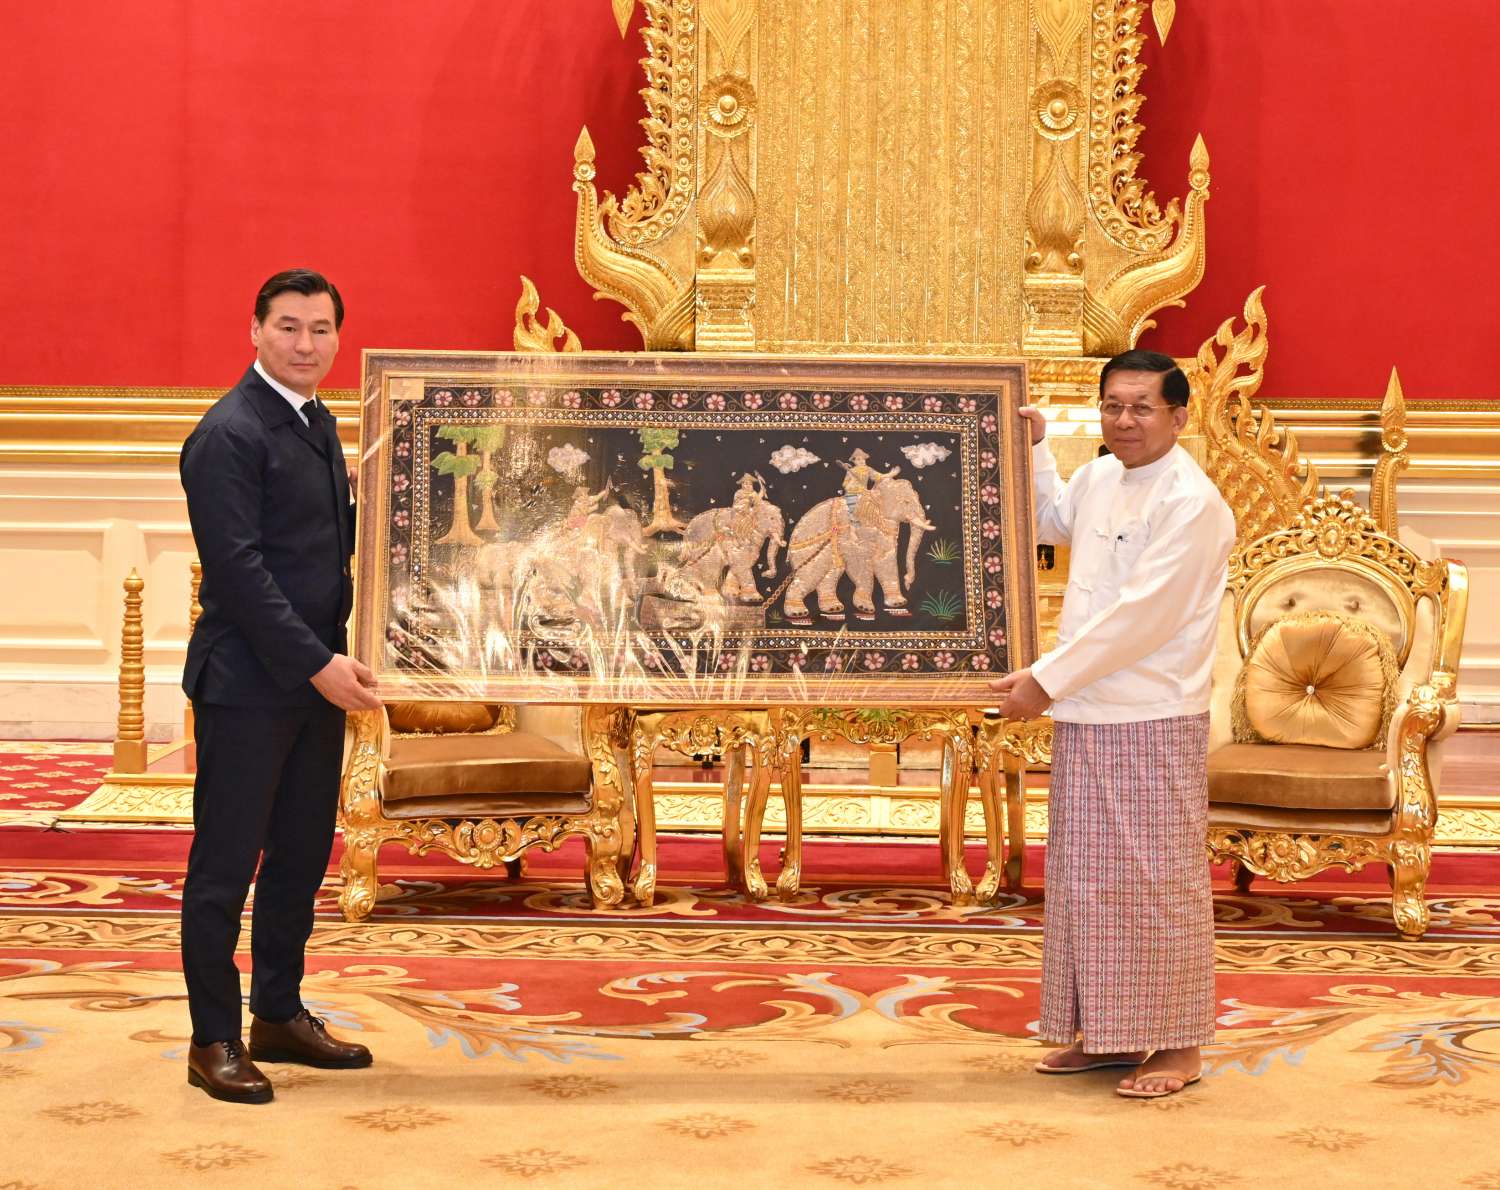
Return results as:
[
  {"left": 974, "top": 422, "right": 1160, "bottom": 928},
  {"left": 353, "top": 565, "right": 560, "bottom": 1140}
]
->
[{"left": 1115, "top": 1071, "right": 1202, "bottom": 1099}]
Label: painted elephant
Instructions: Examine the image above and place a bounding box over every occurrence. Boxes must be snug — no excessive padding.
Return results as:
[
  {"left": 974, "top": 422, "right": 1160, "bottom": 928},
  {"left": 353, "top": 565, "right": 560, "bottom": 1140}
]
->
[
  {"left": 783, "top": 478, "right": 935, "bottom": 622},
  {"left": 473, "top": 505, "right": 646, "bottom": 632},
  {"left": 679, "top": 500, "right": 786, "bottom": 603}
]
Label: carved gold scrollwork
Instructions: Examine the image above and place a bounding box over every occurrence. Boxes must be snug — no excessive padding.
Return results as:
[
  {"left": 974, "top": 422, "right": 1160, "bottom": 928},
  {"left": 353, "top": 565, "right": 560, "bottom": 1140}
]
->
[
  {"left": 608, "top": 1, "right": 697, "bottom": 247},
  {"left": 1206, "top": 829, "right": 1385, "bottom": 883},
  {"left": 1088, "top": 1, "right": 1180, "bottom": 254}
]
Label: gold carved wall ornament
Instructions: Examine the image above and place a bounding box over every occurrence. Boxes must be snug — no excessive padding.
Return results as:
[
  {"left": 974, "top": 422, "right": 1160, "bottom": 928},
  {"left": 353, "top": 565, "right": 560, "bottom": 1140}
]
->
[
  {"left": 571, "top": 0, "right": 698, "bottom": 349},
  {"left": 695, "top": 0, "right": 758, "bottom": 349},
  {"left": 1370, "top": 366, "right": 1410, "bottom": 537},
  {"left": 574, "top": 127, "right": 696, "bottom": 349},
  {"left": 570, "top": 2, "right": 1210, "bottom": 364},
  {"left": 1151, "top": 0, "right": 1176, "bottom": 45},
  {"left": 1082, "top": 134, "right": 1209, "bottom": 355}
]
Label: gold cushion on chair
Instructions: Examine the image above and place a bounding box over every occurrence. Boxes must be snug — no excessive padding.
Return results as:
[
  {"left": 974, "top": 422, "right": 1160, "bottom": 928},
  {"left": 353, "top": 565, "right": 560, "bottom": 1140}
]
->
[
  {"left": 381, "top": 730, "right": 592, "bottom": 809},
  {"left": 1207, "top": 742, "right": 1392, "bottom": 811},
  {"left": 387, "top": 701, "right": 505, "bottom": 735},
  {"left": 1235, "top": 612, "right": 1396, "bottom": 749}
]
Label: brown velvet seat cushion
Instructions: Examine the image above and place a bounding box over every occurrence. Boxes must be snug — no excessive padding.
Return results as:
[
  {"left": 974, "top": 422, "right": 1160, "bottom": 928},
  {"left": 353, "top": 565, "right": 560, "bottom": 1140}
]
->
[
  {"left": 1207, "top": 742, "right": 1392, "bottom": 811},
  {"left": 380, "top": 731, "right": 592, "bottom": 815}
]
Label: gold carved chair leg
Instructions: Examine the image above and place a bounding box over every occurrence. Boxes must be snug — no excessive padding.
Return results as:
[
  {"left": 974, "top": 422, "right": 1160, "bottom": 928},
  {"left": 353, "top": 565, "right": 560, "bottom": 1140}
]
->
[
  {"left": 721, "top": 745, "right": 749, "bottom": 891},
  {"left": 580, "top": 705, "right": 631, "bottom": 909},
  {"left": 337, "top": 708, "right": 393, "bottom": 922}
]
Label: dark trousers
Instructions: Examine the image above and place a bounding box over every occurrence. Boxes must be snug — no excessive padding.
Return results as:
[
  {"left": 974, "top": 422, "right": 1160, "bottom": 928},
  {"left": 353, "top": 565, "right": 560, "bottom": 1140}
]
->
[{"left": 181, "top": 700, "right": 345, "bottom": 1045}]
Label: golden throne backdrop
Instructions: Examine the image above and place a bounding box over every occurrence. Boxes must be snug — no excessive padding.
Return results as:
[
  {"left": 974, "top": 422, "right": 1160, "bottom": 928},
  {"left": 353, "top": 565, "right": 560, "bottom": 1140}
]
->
[{"left": 516, "top": 0, "right": 1471, "bottom": 915}]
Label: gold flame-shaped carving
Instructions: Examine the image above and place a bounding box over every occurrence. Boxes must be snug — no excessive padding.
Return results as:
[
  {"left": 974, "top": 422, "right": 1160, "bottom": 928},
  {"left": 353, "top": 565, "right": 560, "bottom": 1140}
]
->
[
  {"left": 513, "top": 276, "right": 582, "bottom": 353},
  {"left": 573, "top": 126, "right": 695, "bottom": 349},
  {"left": 1083, "top": 133, "right": 1210, "bottom": 354},
  {"left": 1189, "top": 287, "right": 1322, "bottom": 550}
]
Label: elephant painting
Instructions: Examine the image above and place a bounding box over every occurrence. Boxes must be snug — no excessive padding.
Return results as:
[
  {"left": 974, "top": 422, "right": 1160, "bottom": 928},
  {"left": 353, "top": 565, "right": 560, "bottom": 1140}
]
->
[
  {"left": 678, "top": 499, "right": 786, "bottom": 603},
  {"left": 782, "top": 478, "right": 935, "bottom": 623},
  {"left": 473, "top": 504, "right": 648, "bottom": 633}
]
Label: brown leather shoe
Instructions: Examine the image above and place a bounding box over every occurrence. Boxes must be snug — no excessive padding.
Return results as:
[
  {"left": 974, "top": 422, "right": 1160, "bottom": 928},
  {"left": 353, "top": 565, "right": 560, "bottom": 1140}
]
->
[
  {"left": 187, "top": 1039, "right": 273, "bottom": 1104},
  {"left": 249, "top": 1009, "right": 372, "bottom": 1069}
]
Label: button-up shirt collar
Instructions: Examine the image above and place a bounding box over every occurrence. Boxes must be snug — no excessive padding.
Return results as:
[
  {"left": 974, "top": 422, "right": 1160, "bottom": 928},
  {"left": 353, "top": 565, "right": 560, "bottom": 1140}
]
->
[{"left": 254, "top": 359, "right": 317, "bottom": 426}]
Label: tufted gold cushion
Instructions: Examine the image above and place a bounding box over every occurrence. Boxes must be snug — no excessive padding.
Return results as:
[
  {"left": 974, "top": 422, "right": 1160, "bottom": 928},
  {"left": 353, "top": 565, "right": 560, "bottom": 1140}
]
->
[
  {"left": 387, "top": 701, "right": 504, "bottom": 735},
  {"left": 1207, "top": 742, "right": 1393, "bottom": 811},
  {"left": 1234, "top": 612, "right": 1396, "bottom": 750},
  {"left": 380, "top": 730, "right": 592, "bottom": 806}
]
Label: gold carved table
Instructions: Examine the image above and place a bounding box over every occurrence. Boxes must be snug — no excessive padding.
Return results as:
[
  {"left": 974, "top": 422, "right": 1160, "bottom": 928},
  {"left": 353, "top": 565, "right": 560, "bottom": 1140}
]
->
[
  {"left": 751, "top": 707, "right": 980, "bottom": 904},
  {"left": 627, "top": 708, "right": 777, "bottom": 906}
]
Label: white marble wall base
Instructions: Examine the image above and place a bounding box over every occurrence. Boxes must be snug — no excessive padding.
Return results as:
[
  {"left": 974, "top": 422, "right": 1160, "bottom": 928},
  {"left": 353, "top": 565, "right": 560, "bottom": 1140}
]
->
[{"left": 0, "top": 675, "right": 184, "bottom": 742}]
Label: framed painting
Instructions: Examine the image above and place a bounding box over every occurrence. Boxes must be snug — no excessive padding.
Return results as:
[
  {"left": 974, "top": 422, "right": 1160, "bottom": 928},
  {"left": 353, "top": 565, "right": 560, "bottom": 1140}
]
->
[{"left": 356, "top": 352, "right": 1036, "bottom": 705}]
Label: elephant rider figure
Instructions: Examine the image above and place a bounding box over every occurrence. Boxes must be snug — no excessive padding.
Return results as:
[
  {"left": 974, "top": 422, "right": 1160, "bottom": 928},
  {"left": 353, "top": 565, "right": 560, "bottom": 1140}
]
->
[
  {"left": 564, "top": 482, "right": 611, "bottom": 532},
  {"left": 836, "top": 449, "right": 900, "bottom": 531},
  {"left": 731, "top": 472, "right": 766, "bottom": 536}
]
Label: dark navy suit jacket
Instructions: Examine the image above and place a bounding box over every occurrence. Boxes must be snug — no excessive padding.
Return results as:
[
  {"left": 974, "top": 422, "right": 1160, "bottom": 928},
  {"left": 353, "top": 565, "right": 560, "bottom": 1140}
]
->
[{"left": 180, "top": 366, "right": 355, "bottom": 707}]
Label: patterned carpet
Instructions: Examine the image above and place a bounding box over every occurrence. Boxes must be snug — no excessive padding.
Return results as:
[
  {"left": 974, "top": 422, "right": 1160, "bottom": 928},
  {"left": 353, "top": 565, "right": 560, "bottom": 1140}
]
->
[{"left": 5, "top": 743, "right": 1500, "bottom": 1188}]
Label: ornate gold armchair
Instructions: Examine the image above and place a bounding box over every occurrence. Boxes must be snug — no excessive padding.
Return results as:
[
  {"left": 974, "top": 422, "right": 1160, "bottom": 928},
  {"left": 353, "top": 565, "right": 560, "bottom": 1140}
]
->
[
  {"left": 338, "top": 703, "right": 633, "bottom": 919},
  {"left": 1204, "top": 495, "right": 1468, "bottom": 939}
]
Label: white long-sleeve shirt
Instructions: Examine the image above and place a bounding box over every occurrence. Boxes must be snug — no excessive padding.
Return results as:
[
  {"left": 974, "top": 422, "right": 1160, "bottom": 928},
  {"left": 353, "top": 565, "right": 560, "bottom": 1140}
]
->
[{"left": 1029, "top": 439, "right": 1235, "bottom": 724}]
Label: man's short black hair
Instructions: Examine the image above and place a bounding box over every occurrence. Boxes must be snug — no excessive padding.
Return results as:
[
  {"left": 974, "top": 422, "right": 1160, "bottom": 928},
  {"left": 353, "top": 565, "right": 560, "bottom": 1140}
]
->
[
  {"left": 1099, "top": 349, "right": 1189, "bottom": 407},
  {"left": 254, "top": 269, "right": 344, "bottom": 329}
]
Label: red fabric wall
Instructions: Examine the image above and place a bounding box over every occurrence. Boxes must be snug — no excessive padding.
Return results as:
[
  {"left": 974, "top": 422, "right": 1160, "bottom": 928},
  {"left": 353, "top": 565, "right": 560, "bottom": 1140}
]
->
[
  {"left": 2, "top": 2, "right": 1497, "bottom": 398},
  {"left": 1139, "top": 1, "right": 1500, "bottom": 398}
]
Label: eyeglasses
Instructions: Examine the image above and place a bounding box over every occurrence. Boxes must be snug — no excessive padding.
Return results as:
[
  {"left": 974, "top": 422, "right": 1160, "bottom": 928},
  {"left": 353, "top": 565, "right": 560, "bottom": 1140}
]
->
[{"left": 1099, "top": 401, "right": 1174, "bottom": 422}]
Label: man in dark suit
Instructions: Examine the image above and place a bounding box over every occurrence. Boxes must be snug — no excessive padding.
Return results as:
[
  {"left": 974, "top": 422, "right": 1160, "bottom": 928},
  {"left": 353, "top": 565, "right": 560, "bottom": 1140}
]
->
[{"left": 180, "top": 269, "right": 381, "bottom": 1103}]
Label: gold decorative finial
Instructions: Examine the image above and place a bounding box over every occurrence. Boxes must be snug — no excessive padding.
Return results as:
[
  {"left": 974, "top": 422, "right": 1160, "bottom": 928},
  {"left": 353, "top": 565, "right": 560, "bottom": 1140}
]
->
[
  {"left": 1189, "top": 133, "right": 1210, "bottom": 184},
  {"left": 574, "top": 125, "right": 596, "bottom": 171},
  {"left": 514, "top": 275, "right": 582, "bottom": 353},
  {"left": 611, "top": 0, "right": 635, "bottom": 38},
  {"left": 113, "top": 569, "right": 148, "bottom": 773},
  {"left": 1153, "top": 0, "right": 1177, "bottom": 44},
  {"left": 1371, "top": 366, "right": 1410, "bottom": 537}
]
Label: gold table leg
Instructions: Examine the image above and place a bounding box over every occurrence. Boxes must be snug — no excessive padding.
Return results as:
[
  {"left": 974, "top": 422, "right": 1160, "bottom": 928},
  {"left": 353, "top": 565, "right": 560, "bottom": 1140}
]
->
[
  {"left": 774, "top": 718, "right": 804, "bottom": 902},
  {"left": 973, "top": 746, "right": 1004, "bottom": 903},
  {"left": 629, "top": 718, "right": 660, "bottom": 906},
  {"left": 939, "top": 735, "right": 976, "bottom": 906},
  {"left": 1002, "top": 750, "right": 1027, "bottom": 891}
]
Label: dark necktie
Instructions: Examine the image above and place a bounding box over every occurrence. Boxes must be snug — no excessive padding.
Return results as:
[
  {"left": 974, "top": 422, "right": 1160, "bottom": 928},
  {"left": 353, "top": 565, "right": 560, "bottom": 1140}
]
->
[{"left": 302, "top": 398, "right": 330, "bottom": 429}]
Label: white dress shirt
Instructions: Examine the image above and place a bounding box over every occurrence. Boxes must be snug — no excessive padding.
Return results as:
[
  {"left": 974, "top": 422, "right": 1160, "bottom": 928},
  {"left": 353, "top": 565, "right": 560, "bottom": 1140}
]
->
[
  {"left": 254, "top": 359, "right": 316, "bottom": 425},
  {"left": 1029, "top": 439, "right": 1235, "bottom": 724}
]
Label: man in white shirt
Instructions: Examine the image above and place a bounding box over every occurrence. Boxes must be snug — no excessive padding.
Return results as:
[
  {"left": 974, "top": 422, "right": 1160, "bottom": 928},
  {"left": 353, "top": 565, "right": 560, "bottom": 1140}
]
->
[{"left": 991, "top": 350, "right": 1235, "bottom": 1099}]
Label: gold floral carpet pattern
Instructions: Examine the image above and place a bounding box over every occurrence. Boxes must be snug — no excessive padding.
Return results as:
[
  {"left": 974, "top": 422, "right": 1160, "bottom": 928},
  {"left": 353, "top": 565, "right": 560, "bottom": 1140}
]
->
[{"left": 5, "top": 742, "right": 1500, "bottom": 1187}]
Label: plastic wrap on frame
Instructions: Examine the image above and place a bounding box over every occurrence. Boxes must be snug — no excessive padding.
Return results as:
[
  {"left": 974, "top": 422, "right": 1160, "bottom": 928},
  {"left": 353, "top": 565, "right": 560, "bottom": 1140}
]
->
[{"left": 357, "top": 353, "right": 1036, "bottom": 706}]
